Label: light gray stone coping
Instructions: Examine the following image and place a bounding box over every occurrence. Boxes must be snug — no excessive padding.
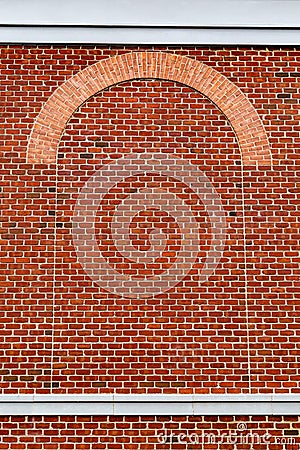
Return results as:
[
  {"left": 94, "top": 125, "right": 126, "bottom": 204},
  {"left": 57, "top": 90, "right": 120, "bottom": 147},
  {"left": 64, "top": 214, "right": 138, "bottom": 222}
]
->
[
  {"left": 0, "top": 395, "right": 299, "bottom": 416},
  {"left": 2, "top": 27, "right": 300, "bottom": 45}
]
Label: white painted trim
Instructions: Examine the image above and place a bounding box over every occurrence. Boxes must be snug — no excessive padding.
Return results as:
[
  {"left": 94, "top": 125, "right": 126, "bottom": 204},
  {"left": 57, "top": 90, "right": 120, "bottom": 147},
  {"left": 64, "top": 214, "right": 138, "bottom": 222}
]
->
[
  {"left": 0, "top": 26, "right": 300, "bottom": 46},
  {"left": 1, "top": 0, "right": 300, "bottom": 28},
  {"left": 0, "top": 395, "right": 299, "bottom": 415},
  {"left": 1, "top": 26, "right": 300, "bottom": 45}
]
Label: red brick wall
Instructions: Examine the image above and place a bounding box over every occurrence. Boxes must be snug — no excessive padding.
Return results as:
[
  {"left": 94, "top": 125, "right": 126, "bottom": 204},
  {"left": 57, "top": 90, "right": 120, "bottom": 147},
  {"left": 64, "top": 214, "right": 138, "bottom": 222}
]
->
[
  {"left": 0, "top": 415, "right": 299, "bottom": 449},
  {"left": 0, "top": 45, "right": 299, "bottom": 445}
]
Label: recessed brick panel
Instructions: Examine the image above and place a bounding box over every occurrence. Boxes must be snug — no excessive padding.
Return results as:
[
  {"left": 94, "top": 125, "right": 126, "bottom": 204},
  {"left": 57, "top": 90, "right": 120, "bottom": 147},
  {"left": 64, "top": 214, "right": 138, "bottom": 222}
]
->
[{"left": 53, "top": 79, "right": 248, "bottom": 394}]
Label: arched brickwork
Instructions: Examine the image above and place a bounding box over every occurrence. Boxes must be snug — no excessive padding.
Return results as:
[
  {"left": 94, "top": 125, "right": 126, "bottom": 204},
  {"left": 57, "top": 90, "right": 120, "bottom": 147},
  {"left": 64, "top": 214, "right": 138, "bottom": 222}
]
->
[{"left": 27, "top": 51, "right": 271, "bottom": 165}]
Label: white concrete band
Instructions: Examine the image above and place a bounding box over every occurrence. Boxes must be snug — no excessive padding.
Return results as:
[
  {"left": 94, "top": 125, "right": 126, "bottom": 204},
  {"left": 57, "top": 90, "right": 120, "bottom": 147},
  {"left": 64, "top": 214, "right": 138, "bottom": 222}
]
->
[
  {"left": 0, "top": 395, "right": 299, "bottom": 416},
  {"left": 1, "top": 0, "right": 300, "bottom": 44},
  {"left": 2, "top": 26, "right": 300, "bottom": 45},
  {"left": 1, "top": 0, "right": 300, "bottom": 27}
]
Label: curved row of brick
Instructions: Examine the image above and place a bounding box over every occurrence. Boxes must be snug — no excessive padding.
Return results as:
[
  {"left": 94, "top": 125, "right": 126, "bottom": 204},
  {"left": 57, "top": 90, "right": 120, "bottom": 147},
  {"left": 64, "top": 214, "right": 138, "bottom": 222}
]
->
[{"left": 27, "top": 51, "right": 271, "bottom": 166}]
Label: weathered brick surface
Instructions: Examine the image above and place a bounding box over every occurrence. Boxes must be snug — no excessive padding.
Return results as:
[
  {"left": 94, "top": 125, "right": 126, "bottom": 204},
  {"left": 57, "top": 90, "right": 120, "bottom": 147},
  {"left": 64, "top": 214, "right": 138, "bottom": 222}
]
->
[{"left": 0, "top": 44, "right": 299, "bottom": 442}]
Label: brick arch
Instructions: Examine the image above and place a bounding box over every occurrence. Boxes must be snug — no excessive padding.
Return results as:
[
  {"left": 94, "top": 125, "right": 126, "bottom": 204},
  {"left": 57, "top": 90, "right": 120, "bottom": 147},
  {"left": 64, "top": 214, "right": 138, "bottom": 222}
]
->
[{"left": 27, "top": 52, "right": 271, "bottom": 166}]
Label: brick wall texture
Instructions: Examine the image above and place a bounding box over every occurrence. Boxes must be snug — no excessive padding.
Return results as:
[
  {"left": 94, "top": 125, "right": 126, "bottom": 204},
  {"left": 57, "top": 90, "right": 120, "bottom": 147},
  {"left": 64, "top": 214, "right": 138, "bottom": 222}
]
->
[{"left": 0, "top": 45, "right": 299, "bottom": 447}]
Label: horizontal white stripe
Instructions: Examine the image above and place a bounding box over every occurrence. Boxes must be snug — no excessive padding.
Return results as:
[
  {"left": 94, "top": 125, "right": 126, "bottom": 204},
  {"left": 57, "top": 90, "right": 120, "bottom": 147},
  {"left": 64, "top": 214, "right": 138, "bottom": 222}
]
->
[
  {"left": 1, "top": 26, "right": 300, "bottom": 45},
  {"left": 0, "top": 395, "right": 299, "bottom": 415}
]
